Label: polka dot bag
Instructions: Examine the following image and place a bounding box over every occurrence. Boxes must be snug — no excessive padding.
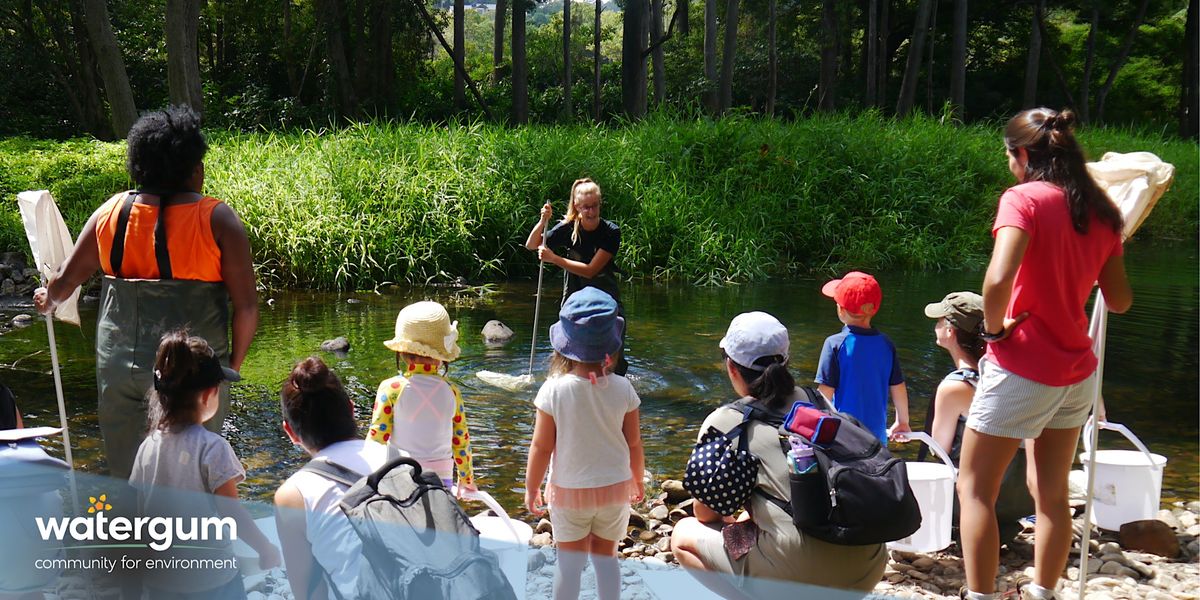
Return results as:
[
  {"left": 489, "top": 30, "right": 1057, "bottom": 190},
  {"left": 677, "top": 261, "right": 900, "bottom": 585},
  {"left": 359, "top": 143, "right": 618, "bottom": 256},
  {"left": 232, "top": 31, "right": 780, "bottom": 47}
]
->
[{"left": 683, "top": 405, "right": 761, "bottom": 517}]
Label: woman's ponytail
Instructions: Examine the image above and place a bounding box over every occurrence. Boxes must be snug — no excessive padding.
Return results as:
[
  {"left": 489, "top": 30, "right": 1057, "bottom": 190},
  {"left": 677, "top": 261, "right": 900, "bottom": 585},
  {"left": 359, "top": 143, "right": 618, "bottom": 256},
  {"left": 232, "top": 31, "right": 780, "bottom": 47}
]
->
[{"left": 727, "top": 352, "right": 796, "bottom": 411}]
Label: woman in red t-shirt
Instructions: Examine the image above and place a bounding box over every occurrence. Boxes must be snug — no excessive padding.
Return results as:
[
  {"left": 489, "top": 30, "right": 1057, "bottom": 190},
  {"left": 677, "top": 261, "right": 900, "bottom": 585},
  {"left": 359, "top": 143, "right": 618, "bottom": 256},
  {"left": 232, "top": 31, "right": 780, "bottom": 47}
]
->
[{"left": 957, "top": 108, "right": 1132, "bottom": 600}]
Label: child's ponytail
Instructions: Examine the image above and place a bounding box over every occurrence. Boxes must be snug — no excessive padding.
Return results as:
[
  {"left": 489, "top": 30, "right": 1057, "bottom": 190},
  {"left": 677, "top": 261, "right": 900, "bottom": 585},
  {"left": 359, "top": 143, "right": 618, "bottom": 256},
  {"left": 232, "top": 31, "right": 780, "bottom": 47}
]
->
[{"left": 148, "top": 329, "right": 214, "bottom": 432}]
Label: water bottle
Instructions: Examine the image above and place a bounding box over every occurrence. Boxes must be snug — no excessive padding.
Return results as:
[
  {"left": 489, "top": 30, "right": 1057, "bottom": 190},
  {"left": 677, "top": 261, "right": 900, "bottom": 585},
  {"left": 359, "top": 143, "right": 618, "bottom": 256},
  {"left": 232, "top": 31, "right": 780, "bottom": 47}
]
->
[{"left": 788, "top": 438, "right": 817, "bottom": 474}]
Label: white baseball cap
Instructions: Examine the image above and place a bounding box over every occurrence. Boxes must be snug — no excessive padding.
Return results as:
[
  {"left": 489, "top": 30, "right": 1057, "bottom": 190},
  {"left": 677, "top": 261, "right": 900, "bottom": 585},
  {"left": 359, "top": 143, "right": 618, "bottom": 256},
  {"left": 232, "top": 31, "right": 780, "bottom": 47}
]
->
[{"left": 719, "top": 311, "right": 790, "bottom": 371}]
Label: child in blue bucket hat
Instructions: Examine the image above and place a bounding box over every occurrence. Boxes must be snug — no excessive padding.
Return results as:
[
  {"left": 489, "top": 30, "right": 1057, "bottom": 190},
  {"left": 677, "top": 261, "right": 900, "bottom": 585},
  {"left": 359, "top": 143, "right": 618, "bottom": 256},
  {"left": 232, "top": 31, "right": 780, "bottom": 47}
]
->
[{"left": 525, "top": 287, "right": 645, "bottom": 600}]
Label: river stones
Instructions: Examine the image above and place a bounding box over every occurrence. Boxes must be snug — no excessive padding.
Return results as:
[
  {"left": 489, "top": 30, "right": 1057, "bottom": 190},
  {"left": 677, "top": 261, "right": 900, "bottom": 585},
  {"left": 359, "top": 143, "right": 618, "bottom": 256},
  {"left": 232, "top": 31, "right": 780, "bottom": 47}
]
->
[
  {"left": 481, "top": 320, "right": 514, "bottom": 344},
  {"left": 319, "top": 336, "right": 350, "bottom": 353},
  {"left": 11, "top": 314, "right": 33, "bottom": 327},
  {"left": 661, "top": 479, "right": 689, "bottom": 503},
  {"left": 1120, "top": 519, "right": 1180, "bottom": 557}
]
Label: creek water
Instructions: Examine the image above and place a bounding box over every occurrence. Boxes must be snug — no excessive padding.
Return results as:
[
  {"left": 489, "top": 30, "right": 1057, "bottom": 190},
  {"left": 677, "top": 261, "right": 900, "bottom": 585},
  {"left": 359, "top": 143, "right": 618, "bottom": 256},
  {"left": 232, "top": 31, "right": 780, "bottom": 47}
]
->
[{"left": 0, "top": 244, "right": 1195, "bottom": 518}]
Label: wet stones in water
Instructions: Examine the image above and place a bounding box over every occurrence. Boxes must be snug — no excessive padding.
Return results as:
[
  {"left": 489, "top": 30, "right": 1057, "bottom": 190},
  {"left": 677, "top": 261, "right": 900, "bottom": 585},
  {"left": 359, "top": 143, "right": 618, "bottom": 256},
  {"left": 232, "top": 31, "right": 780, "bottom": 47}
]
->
[
  {"left": 11, "top": 314, "right": 34, "bottom": 328},
  {"left": 320, "top": 337, "right": 350, "bottom": 355},
  {"left": 482, "top": 320, "right": 514, "bottom": 344}
]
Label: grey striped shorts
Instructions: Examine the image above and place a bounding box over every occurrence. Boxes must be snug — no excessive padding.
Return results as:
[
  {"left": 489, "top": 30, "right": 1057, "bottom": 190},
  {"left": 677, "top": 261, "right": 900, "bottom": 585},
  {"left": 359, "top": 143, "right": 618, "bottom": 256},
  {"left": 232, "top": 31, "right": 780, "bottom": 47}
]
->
[{"left": 966, "top": 357, "right": 1098, "bottom": 439}]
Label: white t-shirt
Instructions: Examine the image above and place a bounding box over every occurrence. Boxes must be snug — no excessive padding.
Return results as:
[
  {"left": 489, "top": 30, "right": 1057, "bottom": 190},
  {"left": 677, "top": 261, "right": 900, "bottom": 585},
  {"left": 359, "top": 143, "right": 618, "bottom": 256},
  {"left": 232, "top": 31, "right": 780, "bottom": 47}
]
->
[
  {"left": 283, "top": 440, "right": 389, "bottom": 599},
  {"left": 533, "top": 374, "right": 640, "bottom": 489}
]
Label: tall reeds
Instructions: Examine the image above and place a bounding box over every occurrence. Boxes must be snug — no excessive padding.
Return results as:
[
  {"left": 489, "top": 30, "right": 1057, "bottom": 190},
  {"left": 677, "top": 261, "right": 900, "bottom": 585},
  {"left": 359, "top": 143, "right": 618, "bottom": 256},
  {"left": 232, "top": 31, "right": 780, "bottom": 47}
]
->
[{"left": 1, "top": 113, "right": 1195, "bottom": 289}]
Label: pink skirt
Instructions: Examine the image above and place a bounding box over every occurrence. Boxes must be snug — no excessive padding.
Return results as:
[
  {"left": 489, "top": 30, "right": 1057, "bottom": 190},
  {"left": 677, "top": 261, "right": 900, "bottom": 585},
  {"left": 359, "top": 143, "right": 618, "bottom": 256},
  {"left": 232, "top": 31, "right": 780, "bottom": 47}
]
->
[{"left": 547, "top": 478, "right": 638, "bottom": 510}]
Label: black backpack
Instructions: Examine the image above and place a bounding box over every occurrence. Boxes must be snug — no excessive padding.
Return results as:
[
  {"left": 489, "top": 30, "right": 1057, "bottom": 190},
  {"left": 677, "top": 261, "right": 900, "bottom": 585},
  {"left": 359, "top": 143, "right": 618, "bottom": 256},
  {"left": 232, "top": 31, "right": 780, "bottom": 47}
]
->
[
  {"left": 746, "top": 388, "right": 923, "bottom": 546},
  {"left": 303, "top": 456, "right": 518, "bottom": 600}
]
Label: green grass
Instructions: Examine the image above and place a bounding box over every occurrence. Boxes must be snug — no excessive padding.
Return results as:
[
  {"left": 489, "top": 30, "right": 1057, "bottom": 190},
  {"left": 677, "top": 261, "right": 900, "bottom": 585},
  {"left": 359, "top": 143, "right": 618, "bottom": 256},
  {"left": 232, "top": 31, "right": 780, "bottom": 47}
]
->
[{"left": 1, "top": 113, "right": 1195, "bottom": 289}]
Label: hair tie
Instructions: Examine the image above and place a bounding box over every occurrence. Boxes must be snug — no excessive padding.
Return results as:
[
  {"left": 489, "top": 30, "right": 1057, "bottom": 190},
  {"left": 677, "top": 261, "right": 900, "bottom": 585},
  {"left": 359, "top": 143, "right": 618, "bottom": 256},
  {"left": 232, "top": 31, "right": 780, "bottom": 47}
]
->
[
  {"left": 153, "top": 369, "right": 166, "bottom": 392},
  {"left": 588, "top": 371, "right": 598, "bottom": 385}
]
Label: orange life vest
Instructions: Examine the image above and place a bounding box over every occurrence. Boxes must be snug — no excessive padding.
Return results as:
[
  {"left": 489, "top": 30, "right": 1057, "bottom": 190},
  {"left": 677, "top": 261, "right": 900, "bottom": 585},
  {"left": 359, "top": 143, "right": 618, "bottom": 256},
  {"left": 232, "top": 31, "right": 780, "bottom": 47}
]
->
[{"left": 95, "top": 191, "right": 224, "bottom": 282}]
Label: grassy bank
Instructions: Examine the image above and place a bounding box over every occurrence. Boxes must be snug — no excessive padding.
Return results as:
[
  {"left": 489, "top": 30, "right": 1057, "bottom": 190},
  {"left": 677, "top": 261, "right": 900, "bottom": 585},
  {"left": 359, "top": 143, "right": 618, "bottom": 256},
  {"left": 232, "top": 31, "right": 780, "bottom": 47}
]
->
[{"left": 1, "top": 113, "right": 1195, "bottom": 289}]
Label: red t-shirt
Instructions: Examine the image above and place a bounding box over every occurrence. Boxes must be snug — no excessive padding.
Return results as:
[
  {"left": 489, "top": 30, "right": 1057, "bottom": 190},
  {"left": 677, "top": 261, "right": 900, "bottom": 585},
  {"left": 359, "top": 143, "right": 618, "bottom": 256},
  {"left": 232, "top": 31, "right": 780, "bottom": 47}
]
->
[{"left": 985, "top": 181, "right": 1123, "bottom": 386}]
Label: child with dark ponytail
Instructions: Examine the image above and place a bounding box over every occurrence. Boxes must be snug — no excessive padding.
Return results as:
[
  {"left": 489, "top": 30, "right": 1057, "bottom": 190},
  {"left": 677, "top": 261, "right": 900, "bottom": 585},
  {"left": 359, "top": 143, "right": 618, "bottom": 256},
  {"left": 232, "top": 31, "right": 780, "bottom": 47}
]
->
[{"left": 129, "top": 330, "right": 280, "bottom": 599}]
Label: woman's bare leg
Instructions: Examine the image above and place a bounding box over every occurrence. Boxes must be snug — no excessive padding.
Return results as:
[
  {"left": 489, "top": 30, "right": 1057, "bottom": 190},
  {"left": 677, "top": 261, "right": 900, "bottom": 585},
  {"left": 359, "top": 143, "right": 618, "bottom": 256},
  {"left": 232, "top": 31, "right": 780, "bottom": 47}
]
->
[
  {"left": 958, "top": 428, "right": 1022, "bottom": 593},
  {"left": 1026, "top": 427, "right": 1082, "bottom": 590},
  {"left": 670, "top": 518, "right": 751, "bottom": 600}
]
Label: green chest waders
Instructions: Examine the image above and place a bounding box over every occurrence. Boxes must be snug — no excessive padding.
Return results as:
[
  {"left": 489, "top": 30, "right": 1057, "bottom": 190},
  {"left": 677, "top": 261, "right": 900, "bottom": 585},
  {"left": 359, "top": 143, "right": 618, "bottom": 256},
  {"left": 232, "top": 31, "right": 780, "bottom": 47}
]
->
[{"left": 94, "top": 192, "right": 232, "bottom": 480}]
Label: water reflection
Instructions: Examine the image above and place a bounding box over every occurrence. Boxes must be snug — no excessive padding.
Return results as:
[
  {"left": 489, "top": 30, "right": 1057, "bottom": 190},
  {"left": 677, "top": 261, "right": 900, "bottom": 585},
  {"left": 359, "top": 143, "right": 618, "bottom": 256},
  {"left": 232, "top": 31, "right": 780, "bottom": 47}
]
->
[{"left": 1, "top": 244, "right": 1195, "bottom": 514}]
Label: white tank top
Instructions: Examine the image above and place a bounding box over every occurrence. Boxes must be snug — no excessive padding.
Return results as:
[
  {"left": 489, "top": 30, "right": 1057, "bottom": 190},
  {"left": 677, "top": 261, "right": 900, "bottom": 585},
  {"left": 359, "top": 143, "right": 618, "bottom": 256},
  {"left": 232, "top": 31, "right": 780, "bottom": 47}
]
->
[{"left": 284, "top": 440, "right": 389, "bottom": 598}]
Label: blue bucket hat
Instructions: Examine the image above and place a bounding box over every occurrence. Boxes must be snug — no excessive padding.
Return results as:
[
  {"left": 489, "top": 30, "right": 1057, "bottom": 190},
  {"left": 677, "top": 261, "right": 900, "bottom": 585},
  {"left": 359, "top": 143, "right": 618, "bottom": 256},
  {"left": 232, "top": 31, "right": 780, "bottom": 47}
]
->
[{"left": 549, "top": 288, "right": 624, "bottom": 364}]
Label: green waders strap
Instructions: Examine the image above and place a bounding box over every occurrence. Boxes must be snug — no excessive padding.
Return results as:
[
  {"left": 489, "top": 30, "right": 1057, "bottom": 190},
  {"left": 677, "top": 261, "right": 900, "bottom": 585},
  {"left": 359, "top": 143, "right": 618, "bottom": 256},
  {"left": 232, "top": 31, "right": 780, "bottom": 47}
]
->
[{"left": 110, "top": 190, "right": 176, "bottom": 279}]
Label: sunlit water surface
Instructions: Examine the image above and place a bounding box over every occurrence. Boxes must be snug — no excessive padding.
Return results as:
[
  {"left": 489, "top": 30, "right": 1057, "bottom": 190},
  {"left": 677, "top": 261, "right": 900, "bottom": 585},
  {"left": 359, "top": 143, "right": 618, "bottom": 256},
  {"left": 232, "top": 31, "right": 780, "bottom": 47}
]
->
[{"left": 1, "top": 244, "right": 1195, "bottom": 516}]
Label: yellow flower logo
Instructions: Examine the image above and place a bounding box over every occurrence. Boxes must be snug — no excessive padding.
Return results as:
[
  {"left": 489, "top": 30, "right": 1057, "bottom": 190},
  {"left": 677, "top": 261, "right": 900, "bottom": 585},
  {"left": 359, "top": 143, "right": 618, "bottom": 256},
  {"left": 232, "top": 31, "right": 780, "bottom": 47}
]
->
[{"left": 87, "top": 494, "right": 112, "bottom": 513}]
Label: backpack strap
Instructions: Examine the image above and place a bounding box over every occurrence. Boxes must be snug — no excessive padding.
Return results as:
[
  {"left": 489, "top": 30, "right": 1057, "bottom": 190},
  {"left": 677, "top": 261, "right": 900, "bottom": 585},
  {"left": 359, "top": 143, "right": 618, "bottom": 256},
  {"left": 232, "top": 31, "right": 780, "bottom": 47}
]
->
[{"left": 301, "top": 457, "right": 363, "bottom": 488}]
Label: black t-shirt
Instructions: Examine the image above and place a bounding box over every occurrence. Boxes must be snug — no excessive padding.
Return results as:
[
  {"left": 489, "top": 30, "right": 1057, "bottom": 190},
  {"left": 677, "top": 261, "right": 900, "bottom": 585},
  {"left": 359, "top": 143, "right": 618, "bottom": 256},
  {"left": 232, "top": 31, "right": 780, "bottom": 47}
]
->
[{"left": 543, "top": 218, "right": 621, "bottom": 302}]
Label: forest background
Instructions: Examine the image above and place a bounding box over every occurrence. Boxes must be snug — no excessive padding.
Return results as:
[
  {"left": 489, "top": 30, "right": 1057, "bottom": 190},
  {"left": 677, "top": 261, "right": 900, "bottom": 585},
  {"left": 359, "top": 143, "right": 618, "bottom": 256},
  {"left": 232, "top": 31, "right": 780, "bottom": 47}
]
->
[{"left": 0, "top": 0, "right": 1195, "bottom": 289}]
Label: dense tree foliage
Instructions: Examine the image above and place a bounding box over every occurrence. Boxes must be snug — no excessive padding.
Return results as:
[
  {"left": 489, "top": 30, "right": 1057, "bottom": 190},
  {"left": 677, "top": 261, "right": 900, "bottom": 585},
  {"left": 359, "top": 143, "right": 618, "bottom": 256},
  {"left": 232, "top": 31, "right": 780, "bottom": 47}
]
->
[{"left": 0, "top": 0, "right": 1191, "bottom": 138}]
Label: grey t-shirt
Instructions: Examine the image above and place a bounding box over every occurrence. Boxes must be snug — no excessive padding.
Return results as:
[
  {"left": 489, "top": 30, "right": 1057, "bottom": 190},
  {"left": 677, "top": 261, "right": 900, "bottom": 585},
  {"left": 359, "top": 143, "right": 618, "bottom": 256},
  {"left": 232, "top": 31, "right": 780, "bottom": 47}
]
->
[{"left": 129, "top": 424, "right": 245, "bottom": 591}]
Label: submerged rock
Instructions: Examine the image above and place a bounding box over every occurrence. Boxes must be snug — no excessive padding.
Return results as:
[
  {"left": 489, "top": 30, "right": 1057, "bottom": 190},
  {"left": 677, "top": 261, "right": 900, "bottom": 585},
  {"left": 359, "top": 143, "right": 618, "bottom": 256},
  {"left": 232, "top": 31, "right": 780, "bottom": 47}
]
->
[
  {"left": 320, "top": 337, "right": 350, "bottom": 353},
  {"left": 482, "top": 320, "right": 515, "bottom": 344}
]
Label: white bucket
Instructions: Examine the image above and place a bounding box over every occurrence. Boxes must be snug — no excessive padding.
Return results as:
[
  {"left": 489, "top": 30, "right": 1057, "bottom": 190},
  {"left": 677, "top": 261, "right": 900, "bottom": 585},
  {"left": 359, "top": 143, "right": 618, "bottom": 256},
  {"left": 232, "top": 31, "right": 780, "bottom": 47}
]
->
[
  {"left": 463, "top": 489, "right": 532, "bottom": 600},
  {"left": 888, "top": 432, "right": 957, "bottom": 553},
  {"left": 1079, "top": 421, "right": 1166, "bottom": 531}
]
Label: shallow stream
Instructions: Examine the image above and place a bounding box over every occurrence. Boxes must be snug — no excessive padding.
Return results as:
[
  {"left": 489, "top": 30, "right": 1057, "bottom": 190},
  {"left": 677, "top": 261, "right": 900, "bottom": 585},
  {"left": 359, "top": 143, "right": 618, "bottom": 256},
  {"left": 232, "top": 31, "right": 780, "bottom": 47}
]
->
[{"left": 0, "top": 244, "right": 1195, "bottom": 516}]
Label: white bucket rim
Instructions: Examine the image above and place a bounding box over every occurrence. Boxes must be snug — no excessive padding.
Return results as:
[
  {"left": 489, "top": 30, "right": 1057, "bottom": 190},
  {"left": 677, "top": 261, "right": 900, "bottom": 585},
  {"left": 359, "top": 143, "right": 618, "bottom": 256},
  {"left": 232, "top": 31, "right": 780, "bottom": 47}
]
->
[
  {"left": 905, "top": 462, "right": 955, "bottom": 481},
  {"left": 1078, "top": 450, "right": 1167, "bottom": 468}
]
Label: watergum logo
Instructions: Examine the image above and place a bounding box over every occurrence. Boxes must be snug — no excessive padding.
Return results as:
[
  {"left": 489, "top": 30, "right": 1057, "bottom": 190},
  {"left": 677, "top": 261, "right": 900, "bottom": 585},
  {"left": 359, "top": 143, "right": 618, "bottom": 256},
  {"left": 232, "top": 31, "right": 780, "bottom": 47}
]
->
[{"left": 36, "top": 493, "right": 237, "bottom": 551}]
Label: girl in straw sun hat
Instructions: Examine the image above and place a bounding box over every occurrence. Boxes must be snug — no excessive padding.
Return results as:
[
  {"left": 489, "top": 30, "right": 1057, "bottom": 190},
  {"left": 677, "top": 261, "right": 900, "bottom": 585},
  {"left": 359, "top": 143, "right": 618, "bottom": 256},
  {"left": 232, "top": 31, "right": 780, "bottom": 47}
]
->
[{"left": 366, "top": 300, "right": 476, "bottom": 496}]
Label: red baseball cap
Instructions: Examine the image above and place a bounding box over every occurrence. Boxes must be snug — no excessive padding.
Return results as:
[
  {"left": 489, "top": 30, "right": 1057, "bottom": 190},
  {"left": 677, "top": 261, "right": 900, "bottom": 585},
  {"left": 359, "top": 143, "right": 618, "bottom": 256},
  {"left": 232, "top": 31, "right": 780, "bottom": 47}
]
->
[{"left": 821, "top": 271, "right": 882, "bottom": 315}]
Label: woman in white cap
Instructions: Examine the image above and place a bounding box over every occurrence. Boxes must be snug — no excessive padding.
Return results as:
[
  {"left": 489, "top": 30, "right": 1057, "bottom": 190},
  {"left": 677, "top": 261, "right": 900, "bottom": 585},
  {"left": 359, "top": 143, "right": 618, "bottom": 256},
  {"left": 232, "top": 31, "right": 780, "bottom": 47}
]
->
[
  {"left": 670, "top": 312, "right": 887, "bottom": 598},
  {"left": 365, "top": 301, "right": 476, "bottom": 496}
]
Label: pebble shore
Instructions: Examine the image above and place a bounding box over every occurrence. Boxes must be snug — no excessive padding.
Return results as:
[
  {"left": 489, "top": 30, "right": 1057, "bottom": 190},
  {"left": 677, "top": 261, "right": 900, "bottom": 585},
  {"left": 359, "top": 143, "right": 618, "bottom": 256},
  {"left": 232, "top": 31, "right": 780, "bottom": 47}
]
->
[{"left": 228, "top": 475, "right": 1198, "bottom": 600}]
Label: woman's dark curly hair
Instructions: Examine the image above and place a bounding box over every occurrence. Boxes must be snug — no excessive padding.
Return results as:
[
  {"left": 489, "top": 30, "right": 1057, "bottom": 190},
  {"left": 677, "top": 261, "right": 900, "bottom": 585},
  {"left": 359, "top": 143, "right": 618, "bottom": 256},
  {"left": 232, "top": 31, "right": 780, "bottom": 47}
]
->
[{"left": 126, "top": 106, "right": 208, "bottom": 190}]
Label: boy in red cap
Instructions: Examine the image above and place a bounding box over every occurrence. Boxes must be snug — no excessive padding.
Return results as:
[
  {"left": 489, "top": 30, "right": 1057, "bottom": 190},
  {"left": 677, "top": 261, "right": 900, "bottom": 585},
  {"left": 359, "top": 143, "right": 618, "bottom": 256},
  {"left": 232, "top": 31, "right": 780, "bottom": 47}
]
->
[{"left": 815, "top": 271, "right": 911, "bottom": 442}]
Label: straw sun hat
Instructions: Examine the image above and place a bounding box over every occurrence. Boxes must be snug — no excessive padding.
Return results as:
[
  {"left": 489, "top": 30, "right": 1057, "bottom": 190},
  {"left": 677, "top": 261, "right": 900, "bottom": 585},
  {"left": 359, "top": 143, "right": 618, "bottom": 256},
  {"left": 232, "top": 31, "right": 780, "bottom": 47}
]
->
[{"left": 383, "top": 301, "right": 461, "bottom": 362}]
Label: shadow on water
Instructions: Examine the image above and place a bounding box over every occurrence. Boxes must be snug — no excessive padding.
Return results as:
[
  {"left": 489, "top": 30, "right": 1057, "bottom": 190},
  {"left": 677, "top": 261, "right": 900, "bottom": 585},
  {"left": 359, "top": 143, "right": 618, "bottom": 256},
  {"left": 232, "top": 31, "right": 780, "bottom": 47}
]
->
[{"left": 0, "top": 243, "right": 1195, "bottom": 515}]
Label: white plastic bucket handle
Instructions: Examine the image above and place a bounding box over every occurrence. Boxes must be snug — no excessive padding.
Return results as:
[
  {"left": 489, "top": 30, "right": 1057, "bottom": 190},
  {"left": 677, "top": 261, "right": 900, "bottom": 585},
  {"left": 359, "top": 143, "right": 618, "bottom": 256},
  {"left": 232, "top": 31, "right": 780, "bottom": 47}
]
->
[
  {"left": 1082, "top": 418, "right": 1162, "bottom": 471},
  {"left": 459, "top": 488, "right": 526, "bottom": 544},
  {"left": 898, "top": 432, "right": 958, "bottom": 480}
]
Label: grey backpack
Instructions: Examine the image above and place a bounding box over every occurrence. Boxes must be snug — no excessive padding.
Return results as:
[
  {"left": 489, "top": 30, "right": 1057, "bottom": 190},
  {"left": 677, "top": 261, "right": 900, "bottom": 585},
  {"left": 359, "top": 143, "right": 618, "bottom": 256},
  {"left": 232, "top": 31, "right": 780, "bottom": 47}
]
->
[{"left": 303, "top": 456, "right": 517, "bottom": 600}]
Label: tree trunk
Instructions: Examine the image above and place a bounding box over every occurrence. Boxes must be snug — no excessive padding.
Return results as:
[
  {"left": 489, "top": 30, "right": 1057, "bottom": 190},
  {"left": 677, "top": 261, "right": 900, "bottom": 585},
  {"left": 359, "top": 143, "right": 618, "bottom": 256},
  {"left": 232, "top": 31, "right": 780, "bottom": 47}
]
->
[
  {"left": 1094, "top": 0, "right": 1152, "bottom": 122},
  {"left": 1080, "top": 4, "right": 1099, "bottom": 122},
  {"left": 369, "top": 0, "right": 392, "bottom": 110},
  {"left": 949, "top": 0, "right": 966, "bottom": 119},
  {"left": 877, "top": 0, "right": 889, "bottom": 108},
  {"left": 924, "top": 0, "right": 937, "bottom": 114},
  {"left": 513, "top": 0, "right": 528, "bottom": 123},
  {"left": 1035, "top": 1, "right": 1076, "bottom": 109},
  {"left": 766, "top": 0, "right": 776, "bottom": 116},
  {"left": 866, "top": 0, "right": 878, "bottom": 106},
  {"left": 818, "top": 0, "right": 836, "bottom": 111},
  {"left": 639, "top": 0, "right": 650, "bottom": 112},
  {"left": 166, "top": 0, "right": 204, "bottom": 114},
  {"left": 67, "top": 0, "right": 108, "bottom": 136},
  {"left": 1022, "top": 0, "right": 1042, "bottom": 108},
  {"left": 622, "top": 0, "right": 646, "bottom": 117},
  {"left": 318, "top": 0, "right": 357, "bottom": 118},
  {"left": 455, "top": 0, "right": 465, "bottom": 109},
  {"left": 679, "top": 0, "right": 689, "bottom": 36},
  {"left": 593, "top": 0, "right": 602, "bottom": 121},
  {"left": 717, "top": 0, "right": 738, "bottom": 113},
  {"left": 283, "top": 0, "right": 299, "bottom": 95},
  {"left": 563, "top": 0, "right": 573, "bottom": 117},
  {"left": 703, "top": 0, "right": 718, "bottom": 112},
  {"left": 81, "top": 0, "right": 137, "bottom": 137},
  {"left": 1183, "top": 0, "right": 1198, "bottom": 138},
  {"left": 651, "top": 0, "right": 664, "bottom": 105},
  {"left": 894, "top": 0, "right": 933, "bottom": 116},
  {"left": 493, "top": 0, "right": 507, "bottom": 83}
]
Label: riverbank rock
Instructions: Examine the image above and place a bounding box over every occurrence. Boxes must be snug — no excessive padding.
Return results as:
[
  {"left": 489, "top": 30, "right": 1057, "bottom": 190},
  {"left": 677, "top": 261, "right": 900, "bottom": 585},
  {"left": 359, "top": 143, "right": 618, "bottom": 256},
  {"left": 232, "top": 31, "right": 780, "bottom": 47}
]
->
[
  {"left": 482, "top": 320, "right": 514, "bottom": 344},
  {"left": 661, "top": 479, "right": 689, "bottom": 503},
  {"left": 11, "top": 314, "right": 34, "bottom": 328},
  {"left": 319, "top": 337, "right": 350, "bottom": 353},
  {"left": 1119, "top": 519, "right": 1180, "bottom": 557}
]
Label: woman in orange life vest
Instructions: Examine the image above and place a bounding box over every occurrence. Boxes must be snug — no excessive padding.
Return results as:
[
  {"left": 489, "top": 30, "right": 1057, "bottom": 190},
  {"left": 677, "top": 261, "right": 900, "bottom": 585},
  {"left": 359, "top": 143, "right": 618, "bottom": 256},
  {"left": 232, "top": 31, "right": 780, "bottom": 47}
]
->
[{"left": 33, "top": 106, "right": 257, "bottom": 480}]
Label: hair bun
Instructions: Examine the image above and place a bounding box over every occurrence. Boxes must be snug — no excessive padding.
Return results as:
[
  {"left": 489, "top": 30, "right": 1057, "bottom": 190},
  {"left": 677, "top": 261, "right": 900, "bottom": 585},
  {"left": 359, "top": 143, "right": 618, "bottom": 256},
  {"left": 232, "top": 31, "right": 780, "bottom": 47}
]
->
[{"left": 290, "top": 357, "right": 332, "bottom": 393}]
